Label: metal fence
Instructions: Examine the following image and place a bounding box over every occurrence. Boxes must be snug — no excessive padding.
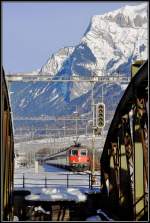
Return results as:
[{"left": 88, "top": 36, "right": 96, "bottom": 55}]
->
[{"left": 14, "top": 173, "right": 101, "bottom": 189}]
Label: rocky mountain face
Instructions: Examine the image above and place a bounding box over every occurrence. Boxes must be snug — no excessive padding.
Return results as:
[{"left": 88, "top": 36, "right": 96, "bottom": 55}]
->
[
  {"left": 10, "top": 3, "right": 148, "bottom": 122},
  {"left": 39, "top": 47, "right": 75, "bottom": 76}
]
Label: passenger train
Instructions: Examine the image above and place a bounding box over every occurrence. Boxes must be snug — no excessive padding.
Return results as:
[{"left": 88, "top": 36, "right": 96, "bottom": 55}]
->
[{"left": 45, "top": 142, "right": 91, "bottom": 171}]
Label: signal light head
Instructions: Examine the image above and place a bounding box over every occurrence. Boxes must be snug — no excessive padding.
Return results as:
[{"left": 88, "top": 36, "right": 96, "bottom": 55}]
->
[{"left": 96, "top": 103, "right": 105, "bottom": 128}]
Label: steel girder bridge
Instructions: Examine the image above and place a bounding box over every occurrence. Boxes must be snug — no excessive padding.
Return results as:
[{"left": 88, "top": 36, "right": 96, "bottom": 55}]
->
[{"left": 100, "top": 60, "right": 148, "bottom": 221}]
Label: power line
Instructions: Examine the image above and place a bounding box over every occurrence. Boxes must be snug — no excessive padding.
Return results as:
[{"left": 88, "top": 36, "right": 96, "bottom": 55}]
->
[{"left": 5, "top": 74, "right": 130, "bottom": 83}]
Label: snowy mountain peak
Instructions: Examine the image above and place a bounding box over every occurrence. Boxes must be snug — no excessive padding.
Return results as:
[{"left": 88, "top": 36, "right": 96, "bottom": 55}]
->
[
  {"left": 81, "top": 2, "right": 148, "bottom": 78},
  {"left": 10, "top": 3, "right": 148, "bottom": 118},
  {"left": 40, "top": 46, "right": 74, "bottom": 75},
  {"left": 91, "top": 3, "right": 148, "bottom": 28},
  {"left": 123, "top": 3, "right": 148, "bottom": 14}
]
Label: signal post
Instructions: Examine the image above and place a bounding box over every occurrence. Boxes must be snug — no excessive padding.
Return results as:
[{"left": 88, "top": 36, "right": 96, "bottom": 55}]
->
[{"left": 91, "top": 101, "right": 105, "bottom": 186}]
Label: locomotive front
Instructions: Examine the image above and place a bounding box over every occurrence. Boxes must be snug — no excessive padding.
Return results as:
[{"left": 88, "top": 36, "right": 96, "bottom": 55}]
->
[{"left": 67, "top": 144, "right": 90, "bottom": 171}]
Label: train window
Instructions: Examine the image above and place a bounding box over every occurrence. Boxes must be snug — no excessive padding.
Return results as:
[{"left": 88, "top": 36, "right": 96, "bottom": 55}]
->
[
  {"left": 80, "top": 149, "right": 87, "bottom": 156},
  {"left": 71, "top": 149, "right": 78, "bottom": 156}
]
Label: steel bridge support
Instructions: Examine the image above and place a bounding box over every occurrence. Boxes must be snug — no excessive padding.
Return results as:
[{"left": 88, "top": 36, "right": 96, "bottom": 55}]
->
[{"left": 100, "top": 61, "right": 148, "bottom": 221}]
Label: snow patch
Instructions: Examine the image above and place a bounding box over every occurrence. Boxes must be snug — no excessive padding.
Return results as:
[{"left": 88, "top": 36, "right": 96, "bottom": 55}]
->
[{"left": 25, "top": 186, "right": 87, "bottom": 203}]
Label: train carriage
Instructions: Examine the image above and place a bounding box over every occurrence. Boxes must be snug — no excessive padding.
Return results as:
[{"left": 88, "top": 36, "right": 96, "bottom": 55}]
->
[{"left": 45, "top": 143, "right": 90, "bottom": 171}]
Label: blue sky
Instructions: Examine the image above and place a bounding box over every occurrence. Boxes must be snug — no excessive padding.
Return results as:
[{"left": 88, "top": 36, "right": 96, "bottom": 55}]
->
[{"left": 2, "top": 1, "right": 143, "bottom": 73}]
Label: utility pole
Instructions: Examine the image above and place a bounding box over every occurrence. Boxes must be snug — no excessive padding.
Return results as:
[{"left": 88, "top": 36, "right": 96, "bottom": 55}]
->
[
  {"left": 31, "top": 126, "right": 34, "bottom": 140},
  {"left": 91, "top": 82, "right": 96, "bottom": 174},
  {"left": 102, "top": 84, "right": 103, "bottom": 103},
  {"left": 73, "top": 105, "right": 78, "bottom": 140},
  {"left": 30, "top": 151, "right": 32, "bottom": 167},
  {"left": 85, "top": 124, "right": 88, "bottom": 136},
  {"left": 64, "top": 120, "right": 66, "bottom": 137},
  {"left": 53, "top": 136, "right": 55, "bottom": 154},
  {"left": 76, "top": 105, "right": 78, "bottom": 138},
  {"left": 76, "top": 118, "right": 78, "bottom": 138},
  {"left": 46, "top": 124, "right": 48, "bottom": 137}
]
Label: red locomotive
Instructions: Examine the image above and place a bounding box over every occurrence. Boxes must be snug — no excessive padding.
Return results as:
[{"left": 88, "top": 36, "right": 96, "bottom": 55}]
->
[
  {"left": 45, "top": 142, "right": 90, "bottom": 171},
  {"left": 67, "top": 143, "right": 90, "bottom": 171}
]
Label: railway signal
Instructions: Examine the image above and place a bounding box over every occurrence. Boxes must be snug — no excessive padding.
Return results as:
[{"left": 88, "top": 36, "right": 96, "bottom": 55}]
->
[
  {"left": 96, "top": 103, "right": 105, "bottom": 128},
  {"left": 94, "top": 127, "right": 102, "bottom": 135}
]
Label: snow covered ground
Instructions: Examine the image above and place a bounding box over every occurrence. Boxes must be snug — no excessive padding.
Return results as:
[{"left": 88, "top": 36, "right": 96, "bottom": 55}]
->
[
  {"left": 13, "top": 162, "right": 112, "bottom": 222},
  {"left": 14, "top": 163, "right": 101, "bottom": 215},
  {"left": 14, "top": 163, "right": 101, "bottom": 190}
]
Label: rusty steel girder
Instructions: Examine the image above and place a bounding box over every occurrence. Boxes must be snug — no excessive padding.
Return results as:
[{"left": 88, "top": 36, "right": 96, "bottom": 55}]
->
[{"left": 100, "top": 60, "right": 148, "bottom": 221}]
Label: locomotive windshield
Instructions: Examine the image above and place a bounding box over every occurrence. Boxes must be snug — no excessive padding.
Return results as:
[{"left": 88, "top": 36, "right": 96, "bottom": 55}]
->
[
  {"left": 70, "top": 149, "right": 78, "bottom": 156},
  {"left": 80, "top": 149, "right": 87, "bottom": 156}
]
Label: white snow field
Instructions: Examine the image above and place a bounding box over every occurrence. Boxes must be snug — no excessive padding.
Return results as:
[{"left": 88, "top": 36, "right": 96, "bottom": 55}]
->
[
  {"left": 14, "top": 163, "right": 101, "bottom": 190},
  {"left": 14, "top": 163, "right": 101, "bottom": 207}
]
